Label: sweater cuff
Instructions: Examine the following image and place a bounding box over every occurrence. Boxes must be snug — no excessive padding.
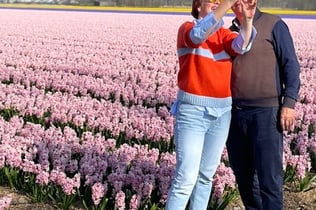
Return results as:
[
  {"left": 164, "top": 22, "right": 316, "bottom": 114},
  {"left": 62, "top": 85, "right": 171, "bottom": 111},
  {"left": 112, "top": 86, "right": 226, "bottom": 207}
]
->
[
  {"left": 231, "top": 26, "right": 257, "bottom": 55},
  {"left": 190, "top": 12, "right": 223, "bottom": 44},
  {"left": 282, "top": 97, "right": 296, "bottom": 109}
]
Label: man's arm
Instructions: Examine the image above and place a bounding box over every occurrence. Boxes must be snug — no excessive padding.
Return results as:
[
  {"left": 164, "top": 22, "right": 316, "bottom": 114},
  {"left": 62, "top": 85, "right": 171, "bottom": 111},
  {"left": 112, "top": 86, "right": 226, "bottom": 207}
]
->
[
  {"left": 231, "top": 0, "right": 257, "bottom": 54},
  {"left": 239, "top": 0, "right": 256, "bottom": 48},
  {"left": 272, "top": 20, "right": 300, "bottom": 131},
  {"left": 272, "top": 20, "right": 300, "bottom": 109}
]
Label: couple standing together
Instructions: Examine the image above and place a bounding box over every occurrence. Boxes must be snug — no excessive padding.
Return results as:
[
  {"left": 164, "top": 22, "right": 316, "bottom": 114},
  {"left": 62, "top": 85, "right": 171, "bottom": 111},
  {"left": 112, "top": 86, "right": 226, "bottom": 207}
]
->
[{"left": 166, "top": 0, "right": 300, "bottom": 209}]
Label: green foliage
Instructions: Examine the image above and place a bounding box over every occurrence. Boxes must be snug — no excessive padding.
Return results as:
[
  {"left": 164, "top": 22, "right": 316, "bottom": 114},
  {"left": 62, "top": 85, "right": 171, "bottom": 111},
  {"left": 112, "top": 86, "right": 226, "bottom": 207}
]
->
[
  {"left": 310, "top": 151, "right": 316, "bottom": 173},
  {"left": 22, "top": 173, "right": 47, "bottom": 202},
  {"left": 207, "top": 189, "right": 239, "bottom": 210},
  {"left": 46, "top": 186, "right": 78, "bottom": 210},
  {"left": 284, "top": 165, "right": 316, "bottom": 193},
  {"left": 308, "top": 123, "right": 315, "bottom": 138},
  {"left": 1, "top": 77, "right": 13, "bottom": 85},
  {"left": 0, "top": 169, "right": 8, "bottom": 186},
  {"left": 23, "top": 110, "right": 52, "bottom": 127},
  {"left": 90, "top": 197, "right": 109, "bottom": 210},
  {"left": 284, "top": 165, "right": 297, "bottom": 183},
  {"left": 1, "top": 166, "right": 79, "bottom": 210},
  {"left": 0, "top": 108, "right": 20, "bottom": 121},
  {"left": 4, "top": 167, "right": 18, "bottom": 189},
  {"left": 297, "top": 172, "right": 316, "bottom": 192}
]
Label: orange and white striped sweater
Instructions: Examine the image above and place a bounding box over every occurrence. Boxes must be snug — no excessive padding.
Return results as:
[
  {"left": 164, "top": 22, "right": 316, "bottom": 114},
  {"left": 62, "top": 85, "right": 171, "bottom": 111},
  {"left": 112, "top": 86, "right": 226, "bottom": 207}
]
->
[{"left": 175, "top": 12, "right": 256, "bottom": 109}]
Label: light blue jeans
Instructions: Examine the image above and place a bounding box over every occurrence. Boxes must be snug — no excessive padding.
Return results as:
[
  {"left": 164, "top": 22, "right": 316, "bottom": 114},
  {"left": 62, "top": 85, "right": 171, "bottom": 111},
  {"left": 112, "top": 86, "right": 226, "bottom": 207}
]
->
[{"left": 166, "top": 101, "right": 231, "bottom": 210}]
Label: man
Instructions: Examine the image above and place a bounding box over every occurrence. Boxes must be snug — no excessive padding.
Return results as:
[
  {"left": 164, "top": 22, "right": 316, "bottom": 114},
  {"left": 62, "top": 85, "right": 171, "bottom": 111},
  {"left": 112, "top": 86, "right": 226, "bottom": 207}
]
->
[{"left": 226, "top": 2, "right": 300, "bottom": 210}]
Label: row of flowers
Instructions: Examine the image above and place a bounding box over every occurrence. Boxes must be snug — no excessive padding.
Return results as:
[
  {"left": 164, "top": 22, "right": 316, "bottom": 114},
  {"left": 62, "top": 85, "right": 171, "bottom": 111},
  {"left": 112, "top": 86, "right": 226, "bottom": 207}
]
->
[
  {"left": 1, "top": 52, "right": 177, "bottom": 108},
  {"left": 0, "top": 81, "right": 314, "bottom": 177},
  {"left": 0, "top": 83, "right": 174, "bottom": 143},
  {"left": 0, "top": 115, "right": 237, "bottom": 209}
]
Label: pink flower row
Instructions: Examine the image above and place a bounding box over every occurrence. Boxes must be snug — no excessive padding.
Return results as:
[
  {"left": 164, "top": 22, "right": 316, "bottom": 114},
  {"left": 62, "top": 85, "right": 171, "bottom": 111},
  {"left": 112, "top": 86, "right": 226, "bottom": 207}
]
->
[
  {"left": 0, "top": 83, "right": 174, "bottom": 142},
  {"left": 0, "top": 115, "right": 234, "bottom": 207}
]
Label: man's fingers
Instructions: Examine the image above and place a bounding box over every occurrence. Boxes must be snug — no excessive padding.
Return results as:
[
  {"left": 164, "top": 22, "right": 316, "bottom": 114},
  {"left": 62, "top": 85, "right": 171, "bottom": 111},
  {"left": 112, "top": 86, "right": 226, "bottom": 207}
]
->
[
  {"left": 241, "top": 0, "right": 256, "bottom": 8},
  {"left": 280, "top": 107, "right": 296, "bottom": 131},
  {"left": 281, "top": 118, "right": 293, "bottom": 131}
]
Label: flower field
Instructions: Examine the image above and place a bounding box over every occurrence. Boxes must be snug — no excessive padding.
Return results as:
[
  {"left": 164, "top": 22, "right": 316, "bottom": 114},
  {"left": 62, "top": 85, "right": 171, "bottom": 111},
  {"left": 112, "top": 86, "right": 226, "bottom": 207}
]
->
[{"left": 0, "top": 8, "right": 315, "bottom": 210}]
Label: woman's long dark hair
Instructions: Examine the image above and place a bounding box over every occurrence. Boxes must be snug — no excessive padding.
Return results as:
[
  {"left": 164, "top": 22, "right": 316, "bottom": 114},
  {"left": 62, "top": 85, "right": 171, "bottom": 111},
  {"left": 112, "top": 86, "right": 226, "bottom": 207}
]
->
[{"left": 191, "top": 0, "right": 200, "bottom": 19}]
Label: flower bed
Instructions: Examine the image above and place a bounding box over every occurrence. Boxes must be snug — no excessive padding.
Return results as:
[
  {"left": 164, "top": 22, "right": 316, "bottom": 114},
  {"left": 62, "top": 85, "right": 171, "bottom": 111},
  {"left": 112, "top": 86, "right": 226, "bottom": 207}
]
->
[{"left": 0, "top": 9, "right": 315, "bottom": 209}]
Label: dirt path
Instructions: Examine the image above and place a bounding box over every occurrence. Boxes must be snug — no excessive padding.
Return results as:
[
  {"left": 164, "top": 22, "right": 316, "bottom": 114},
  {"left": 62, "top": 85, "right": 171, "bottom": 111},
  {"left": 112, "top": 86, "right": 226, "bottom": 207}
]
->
[
  {"left": 0, "top": 186, "right": 56, "bottom": 210},
  {"left": 1, "top": 185, "right": 316, "bottom": 210}
]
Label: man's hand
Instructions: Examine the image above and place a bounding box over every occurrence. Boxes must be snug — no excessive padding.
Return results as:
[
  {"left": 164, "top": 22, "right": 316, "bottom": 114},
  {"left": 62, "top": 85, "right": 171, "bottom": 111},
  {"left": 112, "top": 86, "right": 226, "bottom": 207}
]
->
[
  {"left": 280, "top": 107, "right": 296, "bottom": 131},
  {"left": 241, "top": 0, "right": 256, "bottom": 19}
]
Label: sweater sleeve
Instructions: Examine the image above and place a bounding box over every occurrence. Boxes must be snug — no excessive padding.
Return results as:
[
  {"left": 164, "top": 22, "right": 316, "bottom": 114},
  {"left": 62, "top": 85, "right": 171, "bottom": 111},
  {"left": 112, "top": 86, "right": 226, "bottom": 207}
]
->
[
  {"left": 272, "top": 20, "right": 300, "bottom": 108},
  {"left": 189, "top": 12, "right": 223, "bottom": 44},
  {"left": 231, "top": 26, "right": 257, "bottom": 55}
]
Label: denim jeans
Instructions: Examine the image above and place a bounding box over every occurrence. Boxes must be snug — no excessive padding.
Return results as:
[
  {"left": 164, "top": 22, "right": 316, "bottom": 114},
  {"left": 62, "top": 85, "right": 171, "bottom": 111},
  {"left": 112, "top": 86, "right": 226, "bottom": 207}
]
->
[
  {"left": 226, "top": 106, "right": 283, "bottom": 210},
  {"left": 166, "top": 102, "right": 231, "bottom": 210}
]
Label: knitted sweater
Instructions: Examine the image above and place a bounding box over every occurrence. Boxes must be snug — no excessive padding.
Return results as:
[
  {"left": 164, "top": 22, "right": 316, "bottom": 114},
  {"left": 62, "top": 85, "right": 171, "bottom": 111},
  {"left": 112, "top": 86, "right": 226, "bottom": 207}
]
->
[
  {"left": 176, "top": 13, "right": 255, "bottom": 108},
  {"left": 230, "top": 9, "right": 300, "bottom": 108}
]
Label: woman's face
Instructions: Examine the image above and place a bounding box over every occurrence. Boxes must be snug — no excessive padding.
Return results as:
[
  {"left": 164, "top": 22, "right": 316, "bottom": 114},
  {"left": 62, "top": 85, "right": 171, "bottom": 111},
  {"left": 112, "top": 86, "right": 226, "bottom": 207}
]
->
[{"left": 198, "top": 0, "right": 222, "bottom": 18}]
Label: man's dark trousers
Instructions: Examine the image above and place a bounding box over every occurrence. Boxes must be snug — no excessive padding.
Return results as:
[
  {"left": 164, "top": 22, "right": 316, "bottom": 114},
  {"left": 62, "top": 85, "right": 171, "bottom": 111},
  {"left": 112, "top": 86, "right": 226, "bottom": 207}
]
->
[{"left": 226, "top": 106, "right": 283, "bottom": 210}]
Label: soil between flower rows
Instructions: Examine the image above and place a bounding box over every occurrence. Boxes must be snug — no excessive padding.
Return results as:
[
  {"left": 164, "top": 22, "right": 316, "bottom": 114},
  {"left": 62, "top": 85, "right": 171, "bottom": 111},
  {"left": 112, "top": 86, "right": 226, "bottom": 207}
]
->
[{"left": 1, "top": 183, "right": 316, "bottom": 210}]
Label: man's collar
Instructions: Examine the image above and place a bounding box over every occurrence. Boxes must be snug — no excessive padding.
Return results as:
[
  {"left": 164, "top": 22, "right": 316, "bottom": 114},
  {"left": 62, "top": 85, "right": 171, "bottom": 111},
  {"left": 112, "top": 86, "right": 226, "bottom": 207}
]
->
[
  {"left": 232, "top": 17, "right": 241, "bottom": 28},
  {"left": 253, "top": 7, "right": 262, "bottom": 21}
]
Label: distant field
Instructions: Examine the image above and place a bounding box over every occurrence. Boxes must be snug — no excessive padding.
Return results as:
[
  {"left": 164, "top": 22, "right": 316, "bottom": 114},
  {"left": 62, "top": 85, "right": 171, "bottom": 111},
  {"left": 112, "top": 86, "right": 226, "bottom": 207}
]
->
[{"left": 1, "top": 3, "right": 316, "bottom": 16}]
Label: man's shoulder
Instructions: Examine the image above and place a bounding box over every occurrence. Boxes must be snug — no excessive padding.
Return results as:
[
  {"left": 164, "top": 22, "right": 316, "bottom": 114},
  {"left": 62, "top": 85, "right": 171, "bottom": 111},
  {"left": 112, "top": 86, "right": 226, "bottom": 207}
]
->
[
  {"left": 254, "top": 11, "right": 281, "bottom": 29},
  {"left": 259, "top": 12, "right": 281, "bottom": 22}
]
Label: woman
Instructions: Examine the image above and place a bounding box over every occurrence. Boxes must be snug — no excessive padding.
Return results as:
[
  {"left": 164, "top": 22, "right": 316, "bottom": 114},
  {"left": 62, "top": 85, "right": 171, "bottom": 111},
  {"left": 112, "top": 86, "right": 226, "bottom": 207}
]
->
[{"left": 165, "top": 0, "right": 257, "bottom": 209}]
